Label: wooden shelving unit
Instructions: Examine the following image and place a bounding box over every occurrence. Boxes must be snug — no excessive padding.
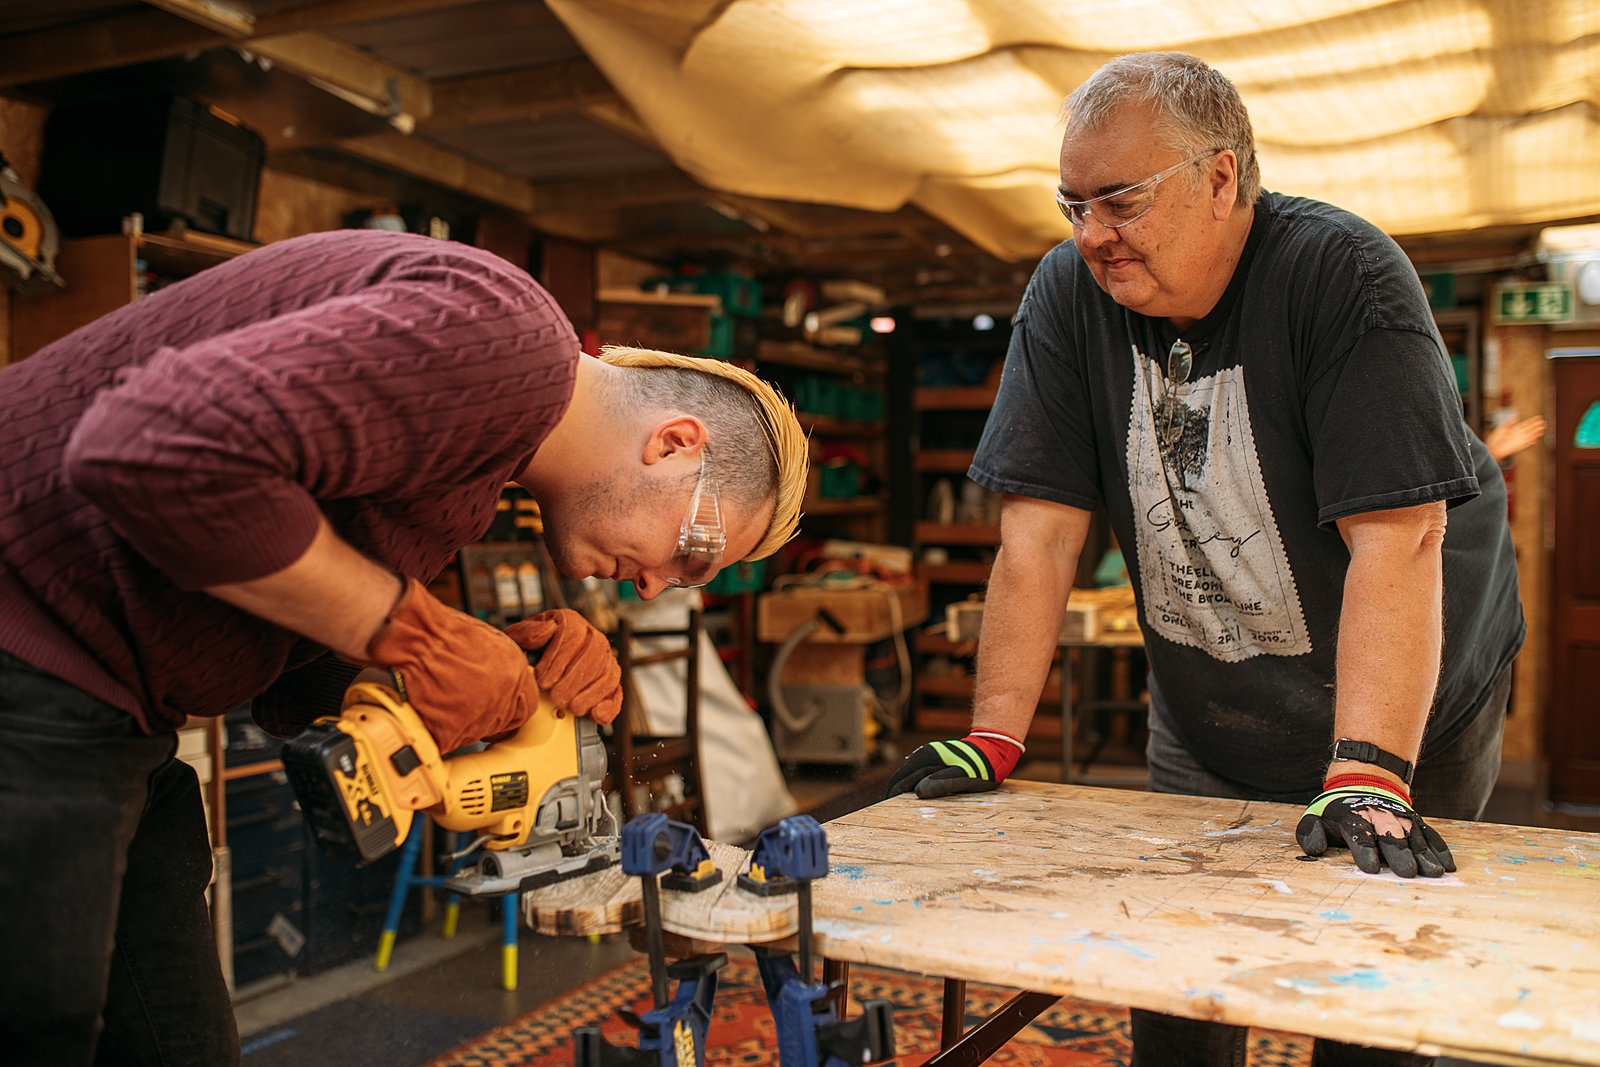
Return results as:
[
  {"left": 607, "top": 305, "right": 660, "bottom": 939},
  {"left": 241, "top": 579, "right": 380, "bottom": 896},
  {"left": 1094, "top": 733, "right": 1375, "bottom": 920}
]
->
[
  {"left": 11, "top": 228, "right": 257, "bottom": 360},
  {"left": 915, "top": 521, "right": 1000, "bottom": 546},
  {"left": 760, "top": 338, "right": 890, "bottom": 545}
]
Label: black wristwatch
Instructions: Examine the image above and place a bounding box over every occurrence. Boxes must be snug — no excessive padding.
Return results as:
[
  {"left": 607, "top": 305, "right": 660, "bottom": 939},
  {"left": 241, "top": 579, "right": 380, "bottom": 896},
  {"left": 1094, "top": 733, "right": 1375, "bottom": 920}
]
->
[{"left": 1331, "top": 738, "right": 1414, "bottom": 786}]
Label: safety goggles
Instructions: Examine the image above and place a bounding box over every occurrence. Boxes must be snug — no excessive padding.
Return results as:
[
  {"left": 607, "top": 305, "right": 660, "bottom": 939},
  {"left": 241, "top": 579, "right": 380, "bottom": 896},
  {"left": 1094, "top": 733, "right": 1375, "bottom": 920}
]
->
[
  {"left": 1055, "top": 151, "right": 1218, "bottom": 230},
  {"left": 663, "top": 451, "right": 726, "bottom": 588}
]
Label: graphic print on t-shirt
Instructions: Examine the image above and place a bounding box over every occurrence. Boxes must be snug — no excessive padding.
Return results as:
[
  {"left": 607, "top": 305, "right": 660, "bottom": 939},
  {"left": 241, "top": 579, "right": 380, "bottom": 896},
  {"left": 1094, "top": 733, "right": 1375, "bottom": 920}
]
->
[{"left": 1127, "top": 345, "right": 1310, "bottom": 662}]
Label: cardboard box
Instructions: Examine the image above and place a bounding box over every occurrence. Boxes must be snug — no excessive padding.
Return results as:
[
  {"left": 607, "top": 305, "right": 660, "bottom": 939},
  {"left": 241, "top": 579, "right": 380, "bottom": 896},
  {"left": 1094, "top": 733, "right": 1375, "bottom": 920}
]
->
[
  {"left": 758, "top": 582, "right": 927, "bottom": 644},
  {"left": 946, "top": 587, "right": 1140, "bottom": 644}
]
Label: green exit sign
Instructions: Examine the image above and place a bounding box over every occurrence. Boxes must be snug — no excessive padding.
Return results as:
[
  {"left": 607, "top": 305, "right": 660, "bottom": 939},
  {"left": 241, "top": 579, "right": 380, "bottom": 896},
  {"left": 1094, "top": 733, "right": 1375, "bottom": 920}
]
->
[{"left": 1493, "top": 282, "right": 1574, "bottom": 324}]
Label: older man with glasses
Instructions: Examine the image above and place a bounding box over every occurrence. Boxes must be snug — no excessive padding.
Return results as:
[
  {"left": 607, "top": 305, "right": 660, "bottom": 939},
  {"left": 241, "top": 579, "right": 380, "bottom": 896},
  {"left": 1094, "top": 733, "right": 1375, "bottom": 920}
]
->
[
  {"left": 0, "top": 228, "right": 806, "bottom": 1066},
  {"left": 887, "top": 52, "right": 1524, "bottom": 1067}
]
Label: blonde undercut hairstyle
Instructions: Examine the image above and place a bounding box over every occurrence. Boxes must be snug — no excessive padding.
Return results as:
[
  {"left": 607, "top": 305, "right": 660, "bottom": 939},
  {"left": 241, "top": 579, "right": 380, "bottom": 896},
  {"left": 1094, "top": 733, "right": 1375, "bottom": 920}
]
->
[
  {"left": 597, "top": 345, "right": 807, "bottom": 561},
  {"left": 1062, "top": 51, "right": 1261, "bottom": 209}
]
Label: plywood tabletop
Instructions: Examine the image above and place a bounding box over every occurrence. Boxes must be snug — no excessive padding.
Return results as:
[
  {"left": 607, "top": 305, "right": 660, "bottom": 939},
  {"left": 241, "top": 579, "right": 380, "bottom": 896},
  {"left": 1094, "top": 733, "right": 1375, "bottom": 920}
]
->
[{"left": 810, "top": 780, "right": 1600, "bottom": 1066}]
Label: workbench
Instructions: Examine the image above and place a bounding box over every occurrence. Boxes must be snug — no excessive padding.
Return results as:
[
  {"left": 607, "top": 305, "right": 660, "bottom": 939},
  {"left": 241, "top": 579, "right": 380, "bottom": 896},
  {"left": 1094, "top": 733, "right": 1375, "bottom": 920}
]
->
[{"left": 810, "top": 781, "right": 1600, "bottom": 1066}]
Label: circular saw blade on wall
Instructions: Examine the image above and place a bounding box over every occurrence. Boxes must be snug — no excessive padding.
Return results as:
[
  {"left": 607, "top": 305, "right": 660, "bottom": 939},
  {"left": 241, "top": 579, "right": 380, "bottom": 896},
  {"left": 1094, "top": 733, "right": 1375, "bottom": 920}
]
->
[{"left": 0, "top": 153, "right": 64, "bottom": 297}]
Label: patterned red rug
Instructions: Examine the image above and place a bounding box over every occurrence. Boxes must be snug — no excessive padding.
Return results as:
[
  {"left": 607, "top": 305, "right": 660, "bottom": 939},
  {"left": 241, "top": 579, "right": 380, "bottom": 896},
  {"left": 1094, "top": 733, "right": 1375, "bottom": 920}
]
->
[{"left": 423, "top": 953, "right": 1311, "bottom": 1067}]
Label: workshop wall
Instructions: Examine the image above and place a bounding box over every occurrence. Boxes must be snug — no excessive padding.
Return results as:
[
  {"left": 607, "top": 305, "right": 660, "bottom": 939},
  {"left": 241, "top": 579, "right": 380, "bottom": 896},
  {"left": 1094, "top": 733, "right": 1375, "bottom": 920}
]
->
[
  {"left": 1490, "top": 323, "right": 1551, "bottom": 767},
  {"left": 0, "top": 93, "right": 46, "bottom": 368},
  {"left": 252, "top": 167, "right": 370, "bottom": 248}
]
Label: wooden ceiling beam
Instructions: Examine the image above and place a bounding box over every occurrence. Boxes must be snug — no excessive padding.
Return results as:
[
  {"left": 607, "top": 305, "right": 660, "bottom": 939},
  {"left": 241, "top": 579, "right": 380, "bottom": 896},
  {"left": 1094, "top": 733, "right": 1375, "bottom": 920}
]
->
[
  {"left": 140, "top": 0, "right": 255, "bottom": 38},
  {"left": 710, "top": 194, "right": 950, "bottom": 240},
  {"left": 252, "top": 0, "right": 492, "bottom": 35},
  {"left": 140, "top": 0, "right": 489, "bottom": 37},
  {"left": 423, "top": 58, "right": 618, "bottom": 129},
  {"left": 246, "top": 31, "right": 432, "bottom": 131},
  {"left": 336, "top": 132, "right": 537, "bottom": 213},
  {"left": 0, "top": 10, "right": 217, "bottom": 88},
  {"left": 527, "top": 169, "right": 710, "bottom": 214},
  {"left": 1, "top": 4, "right": 435, "bottom": 130}
]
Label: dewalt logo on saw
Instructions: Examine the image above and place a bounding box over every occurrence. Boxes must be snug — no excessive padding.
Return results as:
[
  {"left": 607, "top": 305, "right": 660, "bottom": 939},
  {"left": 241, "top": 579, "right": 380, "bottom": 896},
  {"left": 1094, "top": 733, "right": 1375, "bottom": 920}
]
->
[{"left": 335, "top": 753, "right": 392, "bottom": 828}]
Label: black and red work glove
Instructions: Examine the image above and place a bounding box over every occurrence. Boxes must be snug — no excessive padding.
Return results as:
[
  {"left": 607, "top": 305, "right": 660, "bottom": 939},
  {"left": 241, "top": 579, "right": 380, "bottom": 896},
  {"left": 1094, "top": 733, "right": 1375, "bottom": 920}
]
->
[
  {"left": 363, "top": 577, "right": 539, "bottom": 753},
  {"left": 1295, "top": 774, "right": 1455, "bottom": 878},
  {"left": 504, "top": 609, "right": 623, "bottom": 726},
  {"left": 885, "top": 730, "right": 1025, "bottom": 799}
]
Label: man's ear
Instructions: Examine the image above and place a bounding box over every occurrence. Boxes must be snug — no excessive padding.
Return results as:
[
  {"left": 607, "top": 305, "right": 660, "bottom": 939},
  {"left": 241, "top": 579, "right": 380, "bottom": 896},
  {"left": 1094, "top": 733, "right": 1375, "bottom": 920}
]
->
[
  {"left": 642, "top": 414, "right": 707, "bottom": 464},
  {"left": 1209, "top": 149, "right": 1240, "bottom": 220}
]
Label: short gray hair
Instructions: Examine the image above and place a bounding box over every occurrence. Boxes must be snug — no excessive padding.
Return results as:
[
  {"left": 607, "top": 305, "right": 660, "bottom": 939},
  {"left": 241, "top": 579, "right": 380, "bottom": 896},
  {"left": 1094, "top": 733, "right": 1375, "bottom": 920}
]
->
[{"left": 1061, "top": 52, "right": 1260, "bottom": 208}]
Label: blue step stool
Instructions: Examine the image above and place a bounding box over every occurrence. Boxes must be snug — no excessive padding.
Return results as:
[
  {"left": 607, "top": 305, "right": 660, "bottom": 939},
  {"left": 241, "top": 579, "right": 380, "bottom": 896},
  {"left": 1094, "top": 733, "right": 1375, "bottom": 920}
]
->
[{"left": 374, "top": 817, "right": 521, "bottom": 990}]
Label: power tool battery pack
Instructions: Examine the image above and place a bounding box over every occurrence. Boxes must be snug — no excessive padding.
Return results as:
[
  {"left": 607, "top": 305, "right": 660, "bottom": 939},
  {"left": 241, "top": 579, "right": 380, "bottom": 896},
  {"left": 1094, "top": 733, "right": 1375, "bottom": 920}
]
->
[{"left": 283, "top": 722, "right": 402, "bottom": 867}]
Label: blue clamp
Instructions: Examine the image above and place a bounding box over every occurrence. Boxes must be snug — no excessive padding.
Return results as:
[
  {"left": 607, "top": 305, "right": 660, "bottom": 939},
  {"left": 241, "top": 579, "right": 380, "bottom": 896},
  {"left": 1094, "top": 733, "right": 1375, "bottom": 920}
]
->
[
  {"left": 744, "top": 816, "right": 895, "bottom": 1067},
  {"left": 622, "top": 812, "right": 722, "bottom": 892},
  {"left": 738, "top": 814, "right": 828, "bottom": 896},
  {"left": 574, "top": 953, "right": 727, "bottom": 1067},
  {"left": 754, "top": 948, "right": 895, "bottom": 1067}
]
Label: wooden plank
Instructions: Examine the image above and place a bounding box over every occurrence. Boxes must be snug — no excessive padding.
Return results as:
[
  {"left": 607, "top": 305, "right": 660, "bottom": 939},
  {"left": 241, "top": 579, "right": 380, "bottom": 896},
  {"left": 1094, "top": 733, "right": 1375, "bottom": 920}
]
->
[
  {"left": 0, "top": 0, "right": 486, "bottom": 89},
  {"left": 522, "top": 838, "right": 798, "bottom": 945},
  {"left": 812, "top": 781, "right": 1600, "bottom": 1066},
  {"left": 657, "top": 840, "right": 797, "bottom": 944},
  {"left": 521, "top": 859, "right": 640, "bottom": 937},
  {"left": 249, "top": 32, "right": 433, "bottom": 129},
  {"left": 338, "top": 132, "right": 537, "bottom": 214},
  {"left": 914, "top": 386, "right": 999, "bottom": 410},
  {"left": 915, "top": 521, "right": 1000, "bottom": 545},
  {"left": 424, "top": 58, "right": 616, "bottom": 130},
  {"left": 0, "top": 10, "right": 218, "bottom": 88},
  {"left": 253, "top": 0, "right": 492, "bottom": 35},
  {"left": 916, "top": 449, "right": 977, "bottom": 473},
  {"left": 597, "top": 288, "right": 720, "bottom": 309}
]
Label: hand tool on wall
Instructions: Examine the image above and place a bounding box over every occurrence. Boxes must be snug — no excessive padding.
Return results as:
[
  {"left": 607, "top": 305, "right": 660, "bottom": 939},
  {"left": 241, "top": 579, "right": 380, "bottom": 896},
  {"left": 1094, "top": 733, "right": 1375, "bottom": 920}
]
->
[
  {"left": 744, "top": 816, "right": 895, "bottom": 1067},
  {"left": 282, "top": 649, "right": 619, "bottom": 897},
  {"left": 574, "top": 814, "right": 726, "bottom": 1067}
]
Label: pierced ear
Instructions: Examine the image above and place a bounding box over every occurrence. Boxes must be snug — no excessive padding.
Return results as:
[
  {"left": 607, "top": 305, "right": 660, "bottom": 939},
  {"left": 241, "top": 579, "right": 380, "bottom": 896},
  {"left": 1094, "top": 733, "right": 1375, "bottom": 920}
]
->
[{"left": 642, "top": 414, "right": 707, "bottom": 464}]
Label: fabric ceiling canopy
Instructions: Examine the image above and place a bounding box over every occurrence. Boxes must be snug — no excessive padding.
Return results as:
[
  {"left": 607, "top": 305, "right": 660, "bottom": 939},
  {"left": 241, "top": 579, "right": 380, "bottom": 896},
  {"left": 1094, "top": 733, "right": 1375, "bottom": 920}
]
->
[{"left": 547, "top": 0, "right": 1600, "bottom": 263}]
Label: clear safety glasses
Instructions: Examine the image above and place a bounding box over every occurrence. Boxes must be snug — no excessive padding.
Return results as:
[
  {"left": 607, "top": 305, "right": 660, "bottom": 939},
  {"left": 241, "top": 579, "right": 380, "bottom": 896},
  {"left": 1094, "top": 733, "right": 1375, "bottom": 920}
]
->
[
  {"left": 1055, "top": 151, "right": 1218, "bottom": 230},
  {"left": 663, "top": 451, "right": 726, "bottom": 588}
]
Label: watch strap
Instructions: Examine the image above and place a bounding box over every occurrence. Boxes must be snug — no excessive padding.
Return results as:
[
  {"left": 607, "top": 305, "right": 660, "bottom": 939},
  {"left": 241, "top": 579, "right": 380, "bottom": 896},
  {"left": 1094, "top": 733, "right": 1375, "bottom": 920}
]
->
[{"left": 1331, "top": 738, "right": 1414, "bottom": 785}]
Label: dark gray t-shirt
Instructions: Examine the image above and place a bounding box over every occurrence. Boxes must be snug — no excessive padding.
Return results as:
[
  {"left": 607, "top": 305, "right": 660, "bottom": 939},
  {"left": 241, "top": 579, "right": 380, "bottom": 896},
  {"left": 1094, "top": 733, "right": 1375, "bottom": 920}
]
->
[{"left": 970, "top": 192, "right": 1525, "bottom": 794}]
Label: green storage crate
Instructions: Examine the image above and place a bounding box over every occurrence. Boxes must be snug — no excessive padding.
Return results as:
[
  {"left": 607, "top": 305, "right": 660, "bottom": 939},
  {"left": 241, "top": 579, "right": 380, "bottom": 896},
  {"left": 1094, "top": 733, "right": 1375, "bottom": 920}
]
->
[
  {"left": 698, "top": 313, "right": 736, "bottom": 359},
  {"left": 819, "top": 460, "right": 861, "bottom": 499},
  {"left": 705, "top": 558, "right": 766, "bottom": 595},
  {"left": 841, "top": 386, "right": 884, "bottom": 423},
  {"left": 795, "top": 376, "right": 841, "bottom": 417}
]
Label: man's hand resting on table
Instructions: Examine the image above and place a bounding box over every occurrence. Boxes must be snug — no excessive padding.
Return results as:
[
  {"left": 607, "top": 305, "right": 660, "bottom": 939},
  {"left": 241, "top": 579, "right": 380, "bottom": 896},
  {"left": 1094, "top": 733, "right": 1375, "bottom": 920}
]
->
[
  {"left": 885, "top": 730, "right": 1025, "bottom": 799},
  {"left": 1295, "top": 775, "right": 1455, "bottom": 878}
]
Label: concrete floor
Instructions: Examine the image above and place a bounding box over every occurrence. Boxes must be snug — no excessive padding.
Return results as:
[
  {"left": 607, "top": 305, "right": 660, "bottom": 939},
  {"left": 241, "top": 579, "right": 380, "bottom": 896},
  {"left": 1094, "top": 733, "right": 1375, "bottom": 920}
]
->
[{"left": 229, "top": 735, "right": 1600, "bottom": 1067}]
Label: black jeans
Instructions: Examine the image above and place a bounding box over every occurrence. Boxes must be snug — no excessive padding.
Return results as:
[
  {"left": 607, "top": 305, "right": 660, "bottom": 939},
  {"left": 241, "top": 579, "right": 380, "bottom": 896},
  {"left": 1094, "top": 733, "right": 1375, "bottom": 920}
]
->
[
  {"left": 0, "top": 652, "right": 238, "bottom": 1066},
  {"left": 1130, "top": 665, "right": 1512, "bottom": 1067}
]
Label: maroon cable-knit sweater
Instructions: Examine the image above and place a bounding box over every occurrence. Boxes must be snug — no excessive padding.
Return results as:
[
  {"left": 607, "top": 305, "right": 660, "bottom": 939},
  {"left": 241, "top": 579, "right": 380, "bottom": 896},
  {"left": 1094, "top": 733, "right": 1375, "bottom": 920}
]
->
[{"left": 0, "top": 229, "right": 578, "bottom": 733}]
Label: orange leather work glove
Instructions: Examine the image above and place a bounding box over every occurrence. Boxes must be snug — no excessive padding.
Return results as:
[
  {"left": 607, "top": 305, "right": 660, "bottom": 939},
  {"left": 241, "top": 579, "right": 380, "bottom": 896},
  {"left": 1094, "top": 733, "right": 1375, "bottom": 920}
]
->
[
  {"left": 504, "top": 609, "right": 623, "bottom": 725},
  {"left": 363, "top": 577, "right": 539, "bottom": 753}
]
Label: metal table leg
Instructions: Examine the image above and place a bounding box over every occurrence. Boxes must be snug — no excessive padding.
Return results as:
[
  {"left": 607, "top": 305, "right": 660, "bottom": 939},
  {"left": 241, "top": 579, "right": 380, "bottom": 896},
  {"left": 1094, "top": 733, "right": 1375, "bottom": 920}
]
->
[{"left": 923, "top": 989, "right": 1062, "bottom": 1067}]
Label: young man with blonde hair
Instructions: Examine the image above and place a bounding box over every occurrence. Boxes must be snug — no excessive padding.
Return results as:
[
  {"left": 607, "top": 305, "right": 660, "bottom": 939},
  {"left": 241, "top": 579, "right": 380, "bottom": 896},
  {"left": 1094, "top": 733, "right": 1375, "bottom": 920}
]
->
[{"left": 0, "top": 228, "right": 806, "bottom": 1064}]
